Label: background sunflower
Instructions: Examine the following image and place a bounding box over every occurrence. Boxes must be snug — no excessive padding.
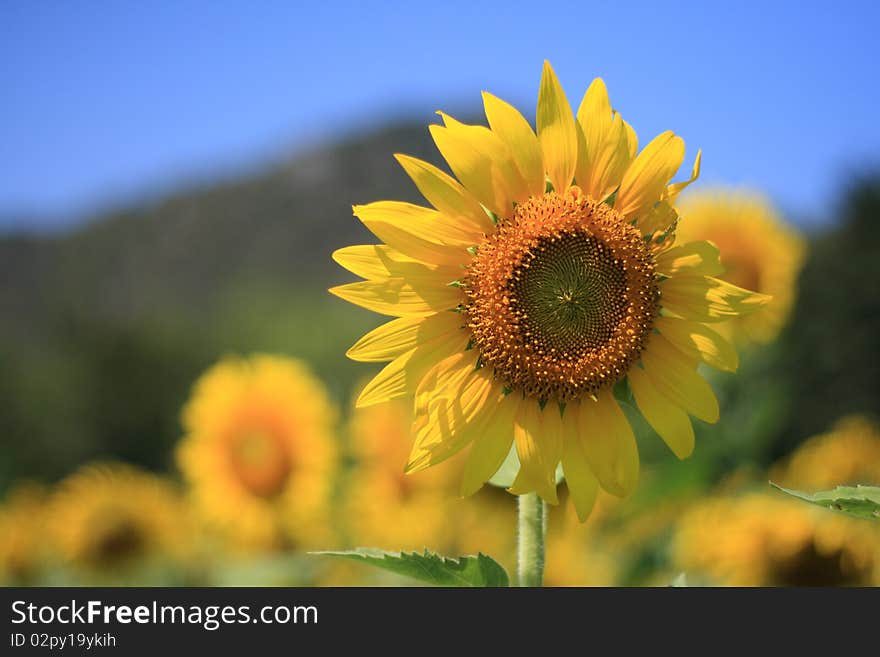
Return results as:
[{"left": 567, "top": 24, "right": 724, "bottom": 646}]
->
[
  {"left": 44, "top": 463, "right": 193, "bottom": 584},
  {"left": 177, "top": 354, "right": 338, "bottom": 551}
]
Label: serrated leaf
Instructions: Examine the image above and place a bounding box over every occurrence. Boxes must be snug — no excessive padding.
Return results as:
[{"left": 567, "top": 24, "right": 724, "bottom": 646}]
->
[
  {"left": 311, "top": 548, "right": 510, "bottom": 587},
  {"left": 771, "top": 483, "right": 880, "bottom": 521}
]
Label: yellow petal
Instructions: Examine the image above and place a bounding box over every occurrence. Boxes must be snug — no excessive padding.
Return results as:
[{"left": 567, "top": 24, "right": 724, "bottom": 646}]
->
[
  {"left": 560, "top": 402, "right": 600, "bottom": 521},
  {"left": 577, "top": 79, "right": 613, "bottom": 151},
  {"left": 412, "top": 350, "right": 476, "bottom": 417},
  {"left": 358, "top": 217, "right": 470, "bottom": 268},
  {"left": 641, "top": 334, "right": 720, "bottom": 423},
  {"left": 655, "top": 316, "right": 739, "bottom": 372},
  {"left": 510, "top": 400, "right": 560, "bottom": 503},
  {"left": 665, "top": 149, "right": 702, "bottom": 203},
  {"left": 575, "top": 79, "right": 630, "bottom": 200},
  {"left": 616, "top": 131, "right": 685, "bottom": 218},
  {"left": 661, "top": 274, "right": 772, "bottom": 322},
  {"left": 354, "top": 200, "right": 482, "bottom": 253},
  {"left": 460, "top": 391, "right": 519, "bottom": 496},
  {"left": 346, "top": 312, "right": 464, "bottom": 362},
  {"left": 329, "top": 278, "right": 463, "bottom": 317},
  {"left": 628, "top": 366, "right": 694, "bottom": 459},
  {"left": 434, "top": 112, "right": 527, "bottom": 215},
  {"left": 406, "top": 358, "right": 493, "bottom": 472},
  {"left": 332, "top": 243, "right": 462, "bottom": 283},
  {"left": 637, "top": 200, "right": 679, "bottom": 236},
  {"left": 623, "top": 120, "right": 638, "bottom": 160},
  {"left": 395, "top": 154, "right": 494, "bottom": 233},
  {"left": 575, "top": 391, "right": 639, "bottom": 497},
  {"left": 536, "top": 61, "right": 577, "bottom": 194},
  {"left": 482, "top": 91, "right": 545, "bottom": 198},
  {"left": 355, "top": 327, "right": 468, "bottom": 407},
  {"left": 655, "top": 241, "right": 724, "bottom": 277},
  {"left": 332, "top": 244, "right": 415, "bottom": 280}
]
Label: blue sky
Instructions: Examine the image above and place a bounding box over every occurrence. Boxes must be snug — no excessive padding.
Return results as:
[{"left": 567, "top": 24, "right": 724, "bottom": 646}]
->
[{"left": 2, "top": 1, "right": 878, "bottom": 229}]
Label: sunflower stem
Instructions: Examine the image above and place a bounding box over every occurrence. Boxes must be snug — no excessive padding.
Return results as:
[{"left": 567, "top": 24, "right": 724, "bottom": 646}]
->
[{"left": 517, "top": 492, "right": 546, "bottom": 587}]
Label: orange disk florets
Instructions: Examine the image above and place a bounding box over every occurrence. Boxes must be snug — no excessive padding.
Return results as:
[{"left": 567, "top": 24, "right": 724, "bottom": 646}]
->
[{"left": 463, "top": 187, "right": 659, "bottom": 402}]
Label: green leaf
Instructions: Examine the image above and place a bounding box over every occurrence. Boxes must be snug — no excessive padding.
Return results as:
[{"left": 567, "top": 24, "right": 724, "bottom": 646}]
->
[
  {"left": 770, "top": 483, "right": 880, "bottom": 521},
  {"left": 311, "top": 549, "right": 510, "bottom": 587}
]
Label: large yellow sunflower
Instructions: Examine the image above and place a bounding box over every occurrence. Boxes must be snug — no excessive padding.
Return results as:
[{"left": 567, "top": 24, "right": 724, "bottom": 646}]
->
[
  {"left": 177, "top": 354, "right": 338, "bottom": 549},
  {"left": 672, "top": 493, "right": 880, "bottom": 586},
  {"left": 331, "top": 62, "right": 768, "bottom": 521},
  {"left": 46, "top": 463, "right": 190, "bottom": 577},
  {"left": 675, "top": 190, "right": 805, "bottom": 343}
]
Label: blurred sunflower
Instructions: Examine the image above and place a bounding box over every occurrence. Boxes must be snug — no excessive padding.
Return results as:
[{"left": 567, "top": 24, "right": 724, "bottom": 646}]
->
[
  {"left": 47, "top": 463, "right": 189, "bottom": 576},
  {"left": 177, "top": 354, "right": 337, "bottom": 549},
  {"left": 331, "top": 61, "right": 768, "bottom": 520},
  {"left": 771, "top": 415, "right": 880, "bottom": 489},
  {"left": 0, "top": 483, "right": 48, "bottom": 584},
  {"left": 672, "top": 493, "right": 880, "bottom": 586},
  {"left": 343, "top": 397, "right": 460, "bottom": 551},
  {"left": 543, "top": 496, "right": 617, "bottom": 586},
  {"left": 450, "top": 488, "right": 517, "bottom": 567},
  {"left": 675, "top": 190, "right": 805, "bottom": 343}
]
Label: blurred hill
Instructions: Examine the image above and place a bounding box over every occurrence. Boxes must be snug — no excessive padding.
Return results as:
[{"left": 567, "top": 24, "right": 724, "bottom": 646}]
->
[
  {"left": 772, "top": 175, "right": 880, "bottom": 457},
  {"left": 0, "top": 120, "right": 878, "bottom": 492},
  {"left": 0, "top": 121, "right": 443, "bottom": 486},
  {"left": 0, "top": 122, "right": 438, "bottom": 336}
]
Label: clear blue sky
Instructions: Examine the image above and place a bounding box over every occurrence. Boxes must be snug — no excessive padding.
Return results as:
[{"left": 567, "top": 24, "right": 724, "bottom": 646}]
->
[{"left": 2, "top": 0, "right": 878, "bottom": 229}]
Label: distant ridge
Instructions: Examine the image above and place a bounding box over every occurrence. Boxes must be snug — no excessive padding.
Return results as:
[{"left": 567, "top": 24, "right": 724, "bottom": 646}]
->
[{"left": 0, "top": 120, "right": 445, "bottom": 336}]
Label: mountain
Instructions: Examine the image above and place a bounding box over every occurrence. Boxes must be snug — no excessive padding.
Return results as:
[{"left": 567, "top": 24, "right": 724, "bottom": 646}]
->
[
  {"left": 1, "top": 121, "right": 441, "bottom": 338},
  {"left": 0, "top": 120, "right": 446, "bottom": 485}
]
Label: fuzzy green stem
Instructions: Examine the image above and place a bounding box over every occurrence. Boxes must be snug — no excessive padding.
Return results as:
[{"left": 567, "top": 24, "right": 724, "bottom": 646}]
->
[{"left": 517, "top": 492, "right": 546, "bottom": 587}]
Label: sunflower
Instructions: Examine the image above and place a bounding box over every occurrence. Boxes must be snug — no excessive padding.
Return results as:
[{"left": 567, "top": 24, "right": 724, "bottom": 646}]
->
[
  {"left": 343, "top": 397, "right": 461, "bottom": 551},
  {"left": 46, "top": 463, "right": 189, "bottom": 576},
  {"left": 0, "top": 483, "right": 48, "bottom": 584},
  {"left": 672, "top": 493, "right": 880, "bottom": 586},
  {"left": 771, "top": 415, "right": 880, "bottom": 490},
  {"left": 675, "top": 190, "right": 805, "bottom": 343},
  {"left": 331, "top": 62, "right": 768, "bottom": 520},
  {"left": 542, "top": 494, "right": 617, "bottom": 586},
  {"left": 177, "top": 354, "right": 338, "bottom": 549}
]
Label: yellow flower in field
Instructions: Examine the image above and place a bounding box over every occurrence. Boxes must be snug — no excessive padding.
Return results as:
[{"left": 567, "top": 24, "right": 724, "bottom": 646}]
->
[
  {"left": 344, "top": 398, "right": 460, "bottom": 551},
  {"left": 675, "top": 190, "right": 805, "bottom": 343},
  {"left": 771, "top": 415, "right": 880, "bottom": 490},
  {"left": 450, "top": 487, "right": 517, "bottom": 566},
  {"left": 178, "top": 354, "right": 337, "bottom": 549},
  {"left": 672, "top": 493, "right": 880, "bottom": 586},
  {"left": 331, "top": 61, "right": 768, "bottom": 520},
  {"left": 47, "top": 463, "right": 188, "bottom": 575},
  {"left": 543, "top": 497, "right": 617, "bottom": 586},
  {"left": 0, "top": 483, "right": 48, "bottom": 583}
]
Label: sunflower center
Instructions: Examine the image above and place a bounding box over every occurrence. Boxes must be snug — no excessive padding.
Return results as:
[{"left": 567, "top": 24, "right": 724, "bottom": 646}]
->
[
  {"left": 229, "top": 430, "right": 292, "bottom": 499},
  {"left": 771, "top": 541, "right": 872, "bottom": 587},
  {"left": 510, "top": 233, "right": 629, "bottom": 358},
  {"left": 464, "top": 188, "right": 659, "bottom": 401},
  {"left": 721, "top": 253, "right": 762, "bottom": 294},
  {"left": 88, "top": 516, "right": 146, "bottom": 566}
]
